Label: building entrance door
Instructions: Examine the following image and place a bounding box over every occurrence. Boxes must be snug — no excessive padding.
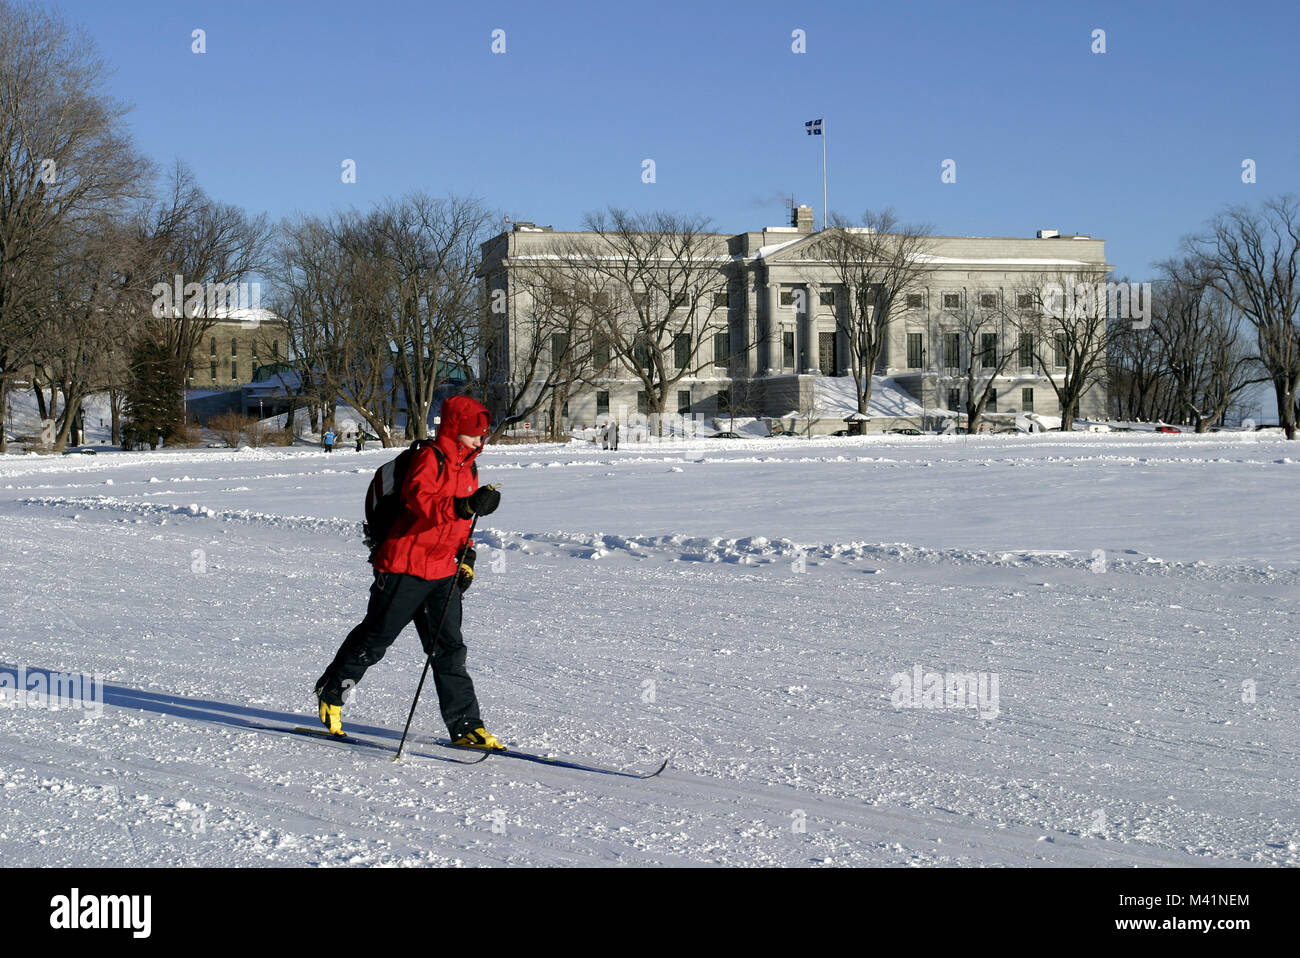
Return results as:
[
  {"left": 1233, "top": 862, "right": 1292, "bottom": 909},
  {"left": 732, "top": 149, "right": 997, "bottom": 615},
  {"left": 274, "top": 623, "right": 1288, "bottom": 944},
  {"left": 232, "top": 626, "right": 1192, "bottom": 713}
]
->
[{"left": 819, "top": 332, "right": 837, "bottom": 376}]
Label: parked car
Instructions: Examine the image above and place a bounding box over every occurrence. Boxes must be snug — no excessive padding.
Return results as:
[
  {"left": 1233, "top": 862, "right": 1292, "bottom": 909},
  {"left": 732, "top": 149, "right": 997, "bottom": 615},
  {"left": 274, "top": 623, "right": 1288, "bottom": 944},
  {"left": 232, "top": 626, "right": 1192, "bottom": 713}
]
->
[
  {"left": 1155, "top": 425, "right": 1181, "bottom": 434},
  {"left": 60, "top": 446, "right": 97, "bottom": 455},
  {"left": 710, "top": 431, "right": 744, "bottom": 439},
  {"left": 830, "top": 429, "right": 855, "bottom": 437},
  {"left": 889, "top": 428, "right": 924, "bottom": 436}
]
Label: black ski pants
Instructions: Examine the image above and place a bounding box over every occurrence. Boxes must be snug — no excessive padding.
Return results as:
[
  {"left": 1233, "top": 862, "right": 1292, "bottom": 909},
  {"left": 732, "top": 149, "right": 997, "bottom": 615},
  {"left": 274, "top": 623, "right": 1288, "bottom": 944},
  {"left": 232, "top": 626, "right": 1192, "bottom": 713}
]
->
[{"left": 315, "top": 569, "right": 483, "bottom": 738}]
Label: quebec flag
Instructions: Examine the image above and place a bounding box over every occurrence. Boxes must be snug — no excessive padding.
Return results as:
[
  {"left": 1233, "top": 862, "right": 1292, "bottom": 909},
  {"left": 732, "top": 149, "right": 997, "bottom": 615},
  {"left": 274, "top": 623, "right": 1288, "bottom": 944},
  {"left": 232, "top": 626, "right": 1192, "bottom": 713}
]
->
[{"left": 805, "top": 118, "right": 823, "bottom": 135}]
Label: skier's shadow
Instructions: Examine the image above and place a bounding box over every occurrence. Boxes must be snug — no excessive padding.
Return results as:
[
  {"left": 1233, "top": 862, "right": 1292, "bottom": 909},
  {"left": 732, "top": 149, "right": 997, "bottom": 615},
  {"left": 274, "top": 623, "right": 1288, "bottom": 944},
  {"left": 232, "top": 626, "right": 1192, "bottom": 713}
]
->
[{"left": 0, "top": 664, "right": 403, "bottom": 743}]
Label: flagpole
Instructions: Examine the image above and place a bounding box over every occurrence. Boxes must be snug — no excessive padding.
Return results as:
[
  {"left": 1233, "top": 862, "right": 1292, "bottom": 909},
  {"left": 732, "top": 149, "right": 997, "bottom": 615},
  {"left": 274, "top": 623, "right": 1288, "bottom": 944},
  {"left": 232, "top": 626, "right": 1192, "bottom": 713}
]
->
[{"left": 821, "top": 119, "right": 828, "bottom": 230}]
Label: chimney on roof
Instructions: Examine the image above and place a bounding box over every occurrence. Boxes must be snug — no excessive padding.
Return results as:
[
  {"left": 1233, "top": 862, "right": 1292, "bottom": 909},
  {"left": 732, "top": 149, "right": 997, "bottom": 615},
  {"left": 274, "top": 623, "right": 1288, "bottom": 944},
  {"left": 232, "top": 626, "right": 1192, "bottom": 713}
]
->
[{"left": 792, "top": 204, "right": 815, "bottom": 234}]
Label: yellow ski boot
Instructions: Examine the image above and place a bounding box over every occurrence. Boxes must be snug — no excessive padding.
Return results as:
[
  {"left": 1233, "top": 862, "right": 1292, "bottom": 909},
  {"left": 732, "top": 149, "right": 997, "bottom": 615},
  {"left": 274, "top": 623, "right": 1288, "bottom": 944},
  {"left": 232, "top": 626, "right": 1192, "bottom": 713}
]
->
[
  {"left": 317, "top": 697, "right": 344, "bottom": 737},
  {"left": 452, "top": 727, "right": 505, "bottom": 750}
]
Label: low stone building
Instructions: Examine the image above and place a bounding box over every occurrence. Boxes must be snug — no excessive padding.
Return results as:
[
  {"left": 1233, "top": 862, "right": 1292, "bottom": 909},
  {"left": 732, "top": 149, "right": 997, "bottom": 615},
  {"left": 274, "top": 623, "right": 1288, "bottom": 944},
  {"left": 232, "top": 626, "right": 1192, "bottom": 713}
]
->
[{"left": 183, "top": 308, "right": 288, "bottom": 390}]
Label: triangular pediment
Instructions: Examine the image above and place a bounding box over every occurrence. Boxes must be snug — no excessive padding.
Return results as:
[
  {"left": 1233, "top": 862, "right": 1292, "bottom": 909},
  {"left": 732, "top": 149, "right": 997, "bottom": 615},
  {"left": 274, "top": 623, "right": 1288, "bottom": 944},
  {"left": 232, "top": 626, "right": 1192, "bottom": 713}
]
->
[{"left": 757, "top": 228, "right": 861, "bottom": 264}]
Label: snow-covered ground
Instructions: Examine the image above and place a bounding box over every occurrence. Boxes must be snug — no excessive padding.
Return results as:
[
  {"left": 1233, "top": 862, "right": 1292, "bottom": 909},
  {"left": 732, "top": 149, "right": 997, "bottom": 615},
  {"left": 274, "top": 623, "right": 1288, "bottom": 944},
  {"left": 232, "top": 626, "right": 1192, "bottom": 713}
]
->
[{"left": 1, "top": 431, "right": 1296, "bottom": 866}]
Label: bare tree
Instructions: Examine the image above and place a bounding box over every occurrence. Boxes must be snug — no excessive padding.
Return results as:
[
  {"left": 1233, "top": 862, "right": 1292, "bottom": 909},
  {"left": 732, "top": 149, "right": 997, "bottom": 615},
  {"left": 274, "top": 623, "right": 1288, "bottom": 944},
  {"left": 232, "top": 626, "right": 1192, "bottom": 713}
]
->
[
  {"left": 1185, "top": 195, "right": 1300, "bottom": 439},
  {"left": 138, "top": 163, "right": 272, "bottom": 374},
  {"left": 271, "top": 210, "right": 400, "bottom": 445},
  {"left": 815, "top": 210, "right": 938, "bottom": 414},
  {"left": 1108, "top": 309, "right": 1172, "bottom": 422},
  {"left": 1150, "top": 258, "right": 1262, "bottom": 431},
  {"left": 374, "top": 193, "right": 493, "bottom": 440},
  {"left": 488, "top": 263, "right": 602, "bottom": 441},
  {"left": 0, "top": 0, "right": 145, "bottom": 452},
  {"left": 938, "top": 289, "right": 1024, "bottom": 434},
  {"left": 563, "top": 209, "right": 733, "bottom": 419},
  {"left": 794, "top": 387, "right": 831, "bottom": 438},
  {"left": 722, "top": 375, "right": 762, "bottom": 434},
  {"left": 33, "top": 217, "right": 151, "bottom": 449},
  {"left": 1020, "top": 269, "right": 1113, "bottom": 430}
]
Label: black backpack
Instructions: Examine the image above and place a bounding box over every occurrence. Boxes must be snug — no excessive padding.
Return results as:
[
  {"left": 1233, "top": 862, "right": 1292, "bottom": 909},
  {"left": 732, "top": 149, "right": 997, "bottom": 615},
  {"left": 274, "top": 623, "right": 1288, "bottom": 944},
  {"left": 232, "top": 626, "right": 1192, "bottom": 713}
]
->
[{"left": 362, "top": 440, "right": 475, "bottom": 558}]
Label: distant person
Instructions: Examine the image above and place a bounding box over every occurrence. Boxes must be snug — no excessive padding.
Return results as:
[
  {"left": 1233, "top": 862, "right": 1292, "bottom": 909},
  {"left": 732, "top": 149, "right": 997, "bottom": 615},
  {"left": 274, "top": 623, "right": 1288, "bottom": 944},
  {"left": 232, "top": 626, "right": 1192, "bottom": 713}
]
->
[
  {"left": 323, "top": 427, "right": 336, "bottom": 452},
  {"left": 355, "top": 433, "right": 364, "bottom": 453},
  {"left": 609, "top": 421, "right": 619, "bottom": 451},
  {"left": 600, "top": 423, "right": 609, "bottom": 450}
]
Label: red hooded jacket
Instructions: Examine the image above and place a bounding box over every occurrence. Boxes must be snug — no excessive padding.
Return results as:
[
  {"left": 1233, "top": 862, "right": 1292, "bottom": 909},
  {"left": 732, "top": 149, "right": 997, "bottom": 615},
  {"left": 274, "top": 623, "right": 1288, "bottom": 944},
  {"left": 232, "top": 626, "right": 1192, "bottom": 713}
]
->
[{"left": 371, "top": 396, "right": 491, "bottom": 581}]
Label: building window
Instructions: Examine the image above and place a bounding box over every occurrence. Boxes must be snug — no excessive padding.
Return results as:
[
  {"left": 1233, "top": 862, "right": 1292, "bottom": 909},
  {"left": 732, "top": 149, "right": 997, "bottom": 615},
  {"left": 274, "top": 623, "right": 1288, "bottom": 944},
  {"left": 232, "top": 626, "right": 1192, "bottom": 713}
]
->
[
  {"left": 980, "top": 333, "right": 997, "bottom": 368},
  {"left": 594, "top": 334, "right": 610, "bottom": 371},
  {"left": 273, "top": 340, "right": 279, "bottom": 359},
  {"left": 1022, "top": 388, "right": 1034, "bottom": 412},
  {"left": 987, "top": 390, "right": 997, "bottom": 413},
  {"left": 948, "top": 388, "right": 961, "bottom": 412},
  {"left": 632, "top": 290, "right": 649, "bottom": 311},
  {"left": 1055, "top": 333, "right": 1068, "bottom": 367},
  {"left": 637, "top": 391, "right": 648, "bottom": 415},
  {"left": 716, "top": 389, "right": 730, "bottom": 413},
  {"left": 593, "top": 291, "right": 612, "bottom": 309},
  {"left": 713, "top": 332, "right": 729, "bottom": 367},
  {"left": 906, "top": 293, "right": 923, "bottom": 309},
  {"left": 1017, "top": 293, "right": 1034, "bottom": 310},
  {"left": 596, "top": 391, "right": 609, "bottom": 415},
  {"left": 943, "top": 332, "right": 960, "bottom": 370},
  {"left": 819, "top": 289, "right": 836, "bottom": 307},
  {"left": 942, "top": 292, "right": 961, "bottom": 309},
  {"left": 673, "top": 333, "right": 690, "bottom": 369},
  {"left": 779, "top": 287, "right": 795, "bottom": 307},
  {"left": 231, "top": 360, "right": 238, "bottom": 381},
  {"left": 231, "top": 340, "right": 237, "bottom": 357},
  {"left": 562, "top": 400, "right": 569, "bottom": 417},
  {"left": 551, "top": 332, "right": 568, "bottom": 367},
  {"left": 713, "top": 291, "right": 730, "bottom": 308},
  {"left": 980, "top": 293, "right": 997, "bottom": 309},
  {"left": 907, "top": 333, "right": 924, "bottom": 369},
  {"left": 210, "top": 361, "right": 217, "bottom": 381},
  {"left": 633, "top": 337, "right": 650, "bottom": 368},
  {"left": 782, "top": 331, "right": 795, "bottom": 368},
  {"left": 677, "top": 390, "right": 691, "bottom": 415},
  {"left": 1019, "top": 333, "right": 1034, "bottom": 368},
  {"left": 210, "top": 338, "right": 216, "bottom": 356}
]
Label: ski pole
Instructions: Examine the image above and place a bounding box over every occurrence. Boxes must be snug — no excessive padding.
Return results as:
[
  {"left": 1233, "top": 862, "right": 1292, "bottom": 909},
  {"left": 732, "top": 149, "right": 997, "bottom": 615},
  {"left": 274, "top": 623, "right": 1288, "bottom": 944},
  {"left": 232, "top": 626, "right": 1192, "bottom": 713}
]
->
[{"left": 394, "top": 515, "right": 478, "bottom": 761}]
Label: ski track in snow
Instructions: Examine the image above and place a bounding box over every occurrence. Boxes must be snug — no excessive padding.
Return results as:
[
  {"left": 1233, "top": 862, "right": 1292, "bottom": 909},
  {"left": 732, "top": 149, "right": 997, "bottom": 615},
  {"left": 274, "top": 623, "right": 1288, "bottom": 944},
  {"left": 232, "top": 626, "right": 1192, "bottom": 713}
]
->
[{"left": 1, "top": 434, "right": 1297, "bottom": 867}]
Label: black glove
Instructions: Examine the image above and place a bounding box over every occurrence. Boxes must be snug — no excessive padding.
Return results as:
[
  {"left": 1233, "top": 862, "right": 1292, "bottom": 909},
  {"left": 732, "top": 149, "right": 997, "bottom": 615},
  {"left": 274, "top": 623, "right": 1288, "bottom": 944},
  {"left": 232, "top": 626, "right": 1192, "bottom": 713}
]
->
[
  {"left": 457, "top": 547, "right": 476, "bottom": 592},
  {"left": 454, "top": 486, "right": 500, "bottom": 519}
]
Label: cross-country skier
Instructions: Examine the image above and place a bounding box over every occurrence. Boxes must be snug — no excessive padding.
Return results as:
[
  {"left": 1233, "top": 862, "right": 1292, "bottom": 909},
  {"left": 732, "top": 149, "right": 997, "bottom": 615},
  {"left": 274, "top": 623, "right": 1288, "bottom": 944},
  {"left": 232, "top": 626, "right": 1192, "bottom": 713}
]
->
[{"left": 313, "top": 395, "right": 504, "bottom": 748}]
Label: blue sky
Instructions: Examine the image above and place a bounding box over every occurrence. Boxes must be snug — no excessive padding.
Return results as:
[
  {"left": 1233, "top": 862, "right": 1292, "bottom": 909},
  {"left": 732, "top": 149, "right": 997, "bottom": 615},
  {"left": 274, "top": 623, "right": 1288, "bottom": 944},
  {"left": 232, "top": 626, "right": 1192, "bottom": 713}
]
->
[{"left": 49, "top": 0, "right": 1300, "bottom": 277}]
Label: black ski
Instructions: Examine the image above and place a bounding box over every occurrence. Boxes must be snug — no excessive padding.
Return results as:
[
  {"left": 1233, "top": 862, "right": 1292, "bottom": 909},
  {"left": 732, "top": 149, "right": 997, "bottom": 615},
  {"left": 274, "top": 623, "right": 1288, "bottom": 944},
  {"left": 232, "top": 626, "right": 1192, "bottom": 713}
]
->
[
  {"left": 289, "top": 726, "right": 490, "bottom": 763},
  {"left": 437, "top": 740, "right": 668, "bottom": 779},
  {"left": 241, "top": 720, "right": 488, "bottom": 764}
]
